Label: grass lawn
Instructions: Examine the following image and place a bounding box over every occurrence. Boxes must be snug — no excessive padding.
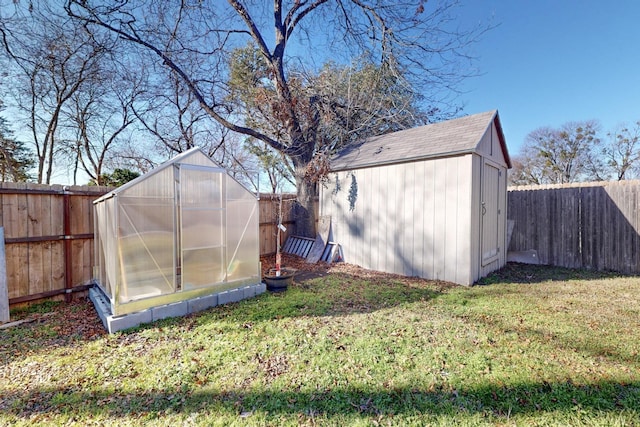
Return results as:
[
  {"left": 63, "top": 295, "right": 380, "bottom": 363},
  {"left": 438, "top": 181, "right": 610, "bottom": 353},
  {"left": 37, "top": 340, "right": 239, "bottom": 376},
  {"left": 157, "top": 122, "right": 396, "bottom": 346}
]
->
[{"left": 1, "top": 262, "right": 639, "bottom": 426}]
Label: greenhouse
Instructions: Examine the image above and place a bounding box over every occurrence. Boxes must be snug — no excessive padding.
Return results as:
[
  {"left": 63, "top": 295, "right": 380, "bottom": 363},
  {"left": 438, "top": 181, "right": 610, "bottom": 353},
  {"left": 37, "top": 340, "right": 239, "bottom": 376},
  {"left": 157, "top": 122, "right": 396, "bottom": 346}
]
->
[{"left": 92, "top": 148, "right": 261, "bottom": 326}]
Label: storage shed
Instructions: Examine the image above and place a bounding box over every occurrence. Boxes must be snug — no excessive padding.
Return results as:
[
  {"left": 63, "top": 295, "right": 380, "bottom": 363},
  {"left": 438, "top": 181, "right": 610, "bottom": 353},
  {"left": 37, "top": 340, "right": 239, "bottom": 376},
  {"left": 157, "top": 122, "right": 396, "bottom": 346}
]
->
[
  {"left": 321, "top": 110, "right": 511, "bottom": 285},
  {"left": 92, "top": 148, "right": 262, "bottom": 330}
]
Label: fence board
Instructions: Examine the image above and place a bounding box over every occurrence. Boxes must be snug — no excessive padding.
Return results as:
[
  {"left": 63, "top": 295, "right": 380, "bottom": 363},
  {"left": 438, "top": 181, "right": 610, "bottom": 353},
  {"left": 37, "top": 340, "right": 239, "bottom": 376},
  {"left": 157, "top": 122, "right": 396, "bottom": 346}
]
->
[
  {"left": 51, "top": 241, "right": 65, "bottom": 289},
  {"left": 3, "top": 194, "right": 21, "bottom": 238},
  {"left": 27, "top": 193, "right": 42, "bottom": 237},
  {"left": 508, "top": 180, "right": 640, "bottom": 274},
  {"left": 28, "top": 242, "right": 44, "bottom": 295},
  {"left": 42, "top": 241, "right": 53, "bottom": 293}
]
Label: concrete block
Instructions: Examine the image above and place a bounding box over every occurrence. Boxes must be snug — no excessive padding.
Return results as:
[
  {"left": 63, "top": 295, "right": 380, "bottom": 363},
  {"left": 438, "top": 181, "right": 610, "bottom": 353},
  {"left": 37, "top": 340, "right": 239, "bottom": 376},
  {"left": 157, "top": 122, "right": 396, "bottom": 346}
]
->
[
  {"left": 256, "top": 283, "right": 266, "bottom": 295},
  {"left": 107, "top": 309, "right": 153, "bottom": 334},
  {"left": 152, "top": 300, "right": 188, "bottom": 322},
  {"left": 188, "top": 293, "right": 218, "bottom": 314},
  {"left": 507, "top": 250, "right": 540, "bottom": 265},
  {"left": 218, "top": 288, "right": 243, "bottom": 305},
  {"left": 89, "top": 287, "right": 112, "bottom": 331},
  {"left": 243, "top": 285, "right": 256, "bottom": 299}
]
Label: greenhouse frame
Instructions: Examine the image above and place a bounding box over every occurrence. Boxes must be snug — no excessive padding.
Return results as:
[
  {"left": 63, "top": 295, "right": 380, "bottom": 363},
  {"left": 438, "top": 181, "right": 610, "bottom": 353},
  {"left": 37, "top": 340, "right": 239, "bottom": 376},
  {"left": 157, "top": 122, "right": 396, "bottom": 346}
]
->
[{"left": 92, "top": 148, "right": 261, "bottom": 320}]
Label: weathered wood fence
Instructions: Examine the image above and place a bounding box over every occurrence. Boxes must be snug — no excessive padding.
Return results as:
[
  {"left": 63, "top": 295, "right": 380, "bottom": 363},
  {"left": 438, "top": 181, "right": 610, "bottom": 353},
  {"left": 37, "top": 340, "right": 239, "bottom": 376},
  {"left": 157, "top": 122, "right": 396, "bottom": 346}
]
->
[
  {"left": 12, "top": 178, "right": 637, "bottom": 306},
  {"left": 258, "top": 193, "right": 297, "bottom": 257},
  {"left": 0, "top": 183, "right": 107, "bottom": 305},
  {"left": 508, "top": 180, "right": 640, "bottom": 274},
  {"left": 1, "top": 183, "right": 299, "bottom": 306}
]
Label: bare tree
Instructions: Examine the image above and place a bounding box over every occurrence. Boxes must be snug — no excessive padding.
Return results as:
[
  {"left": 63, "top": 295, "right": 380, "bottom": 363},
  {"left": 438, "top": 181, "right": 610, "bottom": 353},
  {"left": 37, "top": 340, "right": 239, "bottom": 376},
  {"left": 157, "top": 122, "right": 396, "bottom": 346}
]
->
[
  {"left": 214, "top": 131, "right": 262, "bottom": 192},
  {"left": 601, "top": 122, "right": 640, "bottom": 180},
  {"left": 132, "top": 70, "right": 261, "bottom": 189},
  {"left": 133, "top": 72, "right": 221, "bottom": 157},
  {"left": 511, "top": 120, "right": 601, "bottom": 185},
  {"left": 1, "top": 2, "right": 108, "bottom": 183},
  {"left": 508, "top": 145, "right": 546, "bottom": 186},
  {"left": 109, "top": 141, "right": 157, "bottom": 175},
  {"left": 66, "top": 0, "right": 487, "bottom": 236},
  {"left": 61, "top": 68, "right": 141, "bottom": 185},
  {"left": 246, "top": 139, "right": 295, "bottom": 194}
]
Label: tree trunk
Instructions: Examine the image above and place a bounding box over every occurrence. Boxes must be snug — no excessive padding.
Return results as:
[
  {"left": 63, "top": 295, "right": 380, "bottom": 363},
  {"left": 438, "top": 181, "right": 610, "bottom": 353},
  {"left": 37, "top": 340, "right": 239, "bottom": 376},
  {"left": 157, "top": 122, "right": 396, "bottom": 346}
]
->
[{"left": 292, "top": 162, "right": 318, "bottom": 238}]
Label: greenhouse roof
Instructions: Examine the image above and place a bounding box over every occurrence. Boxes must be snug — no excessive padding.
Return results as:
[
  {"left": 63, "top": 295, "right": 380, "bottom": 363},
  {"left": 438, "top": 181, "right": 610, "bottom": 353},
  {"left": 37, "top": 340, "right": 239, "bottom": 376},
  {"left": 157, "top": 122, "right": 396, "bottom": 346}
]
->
[{"left": 94, "top": 148, "right": 224, "bottom": 204}]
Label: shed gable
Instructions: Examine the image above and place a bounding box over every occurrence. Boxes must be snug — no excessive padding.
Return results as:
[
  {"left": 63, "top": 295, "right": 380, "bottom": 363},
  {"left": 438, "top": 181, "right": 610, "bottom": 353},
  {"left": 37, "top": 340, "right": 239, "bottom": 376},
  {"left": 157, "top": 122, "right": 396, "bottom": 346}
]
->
[{"left": 476, "top": 115, "right": 510, "bottom": 168}]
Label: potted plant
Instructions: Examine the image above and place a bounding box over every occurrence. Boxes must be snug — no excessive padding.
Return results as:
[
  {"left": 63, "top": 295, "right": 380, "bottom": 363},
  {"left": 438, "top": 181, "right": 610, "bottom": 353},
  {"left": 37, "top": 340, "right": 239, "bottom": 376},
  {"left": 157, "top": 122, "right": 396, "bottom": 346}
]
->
[{"left": 263, "top": 192, "right": 295, "bottom": 292}]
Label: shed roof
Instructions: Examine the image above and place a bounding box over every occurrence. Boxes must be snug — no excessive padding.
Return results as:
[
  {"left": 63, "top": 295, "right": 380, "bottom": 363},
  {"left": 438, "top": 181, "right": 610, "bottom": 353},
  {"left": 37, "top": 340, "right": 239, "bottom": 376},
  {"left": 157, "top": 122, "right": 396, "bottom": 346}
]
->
[{"left": 330, "top": 110, "right": 511, "bottom": 171}]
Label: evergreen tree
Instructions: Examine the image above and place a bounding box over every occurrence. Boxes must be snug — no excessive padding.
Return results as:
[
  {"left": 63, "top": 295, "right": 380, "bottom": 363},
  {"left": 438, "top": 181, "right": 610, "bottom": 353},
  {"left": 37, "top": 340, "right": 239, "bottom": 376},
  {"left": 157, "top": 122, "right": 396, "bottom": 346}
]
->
[
  {"left": 0, "top": 105, "right": 34, "bottom": 182},
  {"left": 90, "top": 168, "right": 140, "bottom": 187}
]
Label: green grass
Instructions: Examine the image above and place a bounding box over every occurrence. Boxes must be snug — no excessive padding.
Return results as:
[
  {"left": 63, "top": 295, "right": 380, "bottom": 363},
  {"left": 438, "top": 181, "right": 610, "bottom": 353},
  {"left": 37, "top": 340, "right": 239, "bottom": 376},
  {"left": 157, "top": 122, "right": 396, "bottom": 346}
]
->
[{"left": 1, "top": 263, "right": 639, "bottom": 426}]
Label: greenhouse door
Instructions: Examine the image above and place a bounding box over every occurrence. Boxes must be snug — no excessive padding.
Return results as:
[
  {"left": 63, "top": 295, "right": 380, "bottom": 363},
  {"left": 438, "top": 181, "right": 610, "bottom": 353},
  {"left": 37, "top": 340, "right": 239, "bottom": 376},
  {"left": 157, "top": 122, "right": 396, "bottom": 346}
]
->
[{"left": 179, "top": 165, "right": 226, "bottom": 290}]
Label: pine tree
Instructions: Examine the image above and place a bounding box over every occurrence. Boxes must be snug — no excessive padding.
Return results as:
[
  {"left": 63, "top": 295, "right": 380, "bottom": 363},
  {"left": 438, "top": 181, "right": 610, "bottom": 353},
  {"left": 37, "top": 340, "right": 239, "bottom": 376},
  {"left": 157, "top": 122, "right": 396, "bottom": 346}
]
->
[{"left": 0, "top": 106, "right": 34, "bottom": 182}]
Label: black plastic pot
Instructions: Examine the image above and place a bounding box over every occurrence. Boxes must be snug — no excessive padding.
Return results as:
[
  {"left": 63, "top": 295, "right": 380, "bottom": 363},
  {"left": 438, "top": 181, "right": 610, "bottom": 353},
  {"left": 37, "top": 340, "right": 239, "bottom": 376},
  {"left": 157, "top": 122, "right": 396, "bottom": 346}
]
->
[{"left": 264, "top": 269, "right": 295, "bottom": 292}]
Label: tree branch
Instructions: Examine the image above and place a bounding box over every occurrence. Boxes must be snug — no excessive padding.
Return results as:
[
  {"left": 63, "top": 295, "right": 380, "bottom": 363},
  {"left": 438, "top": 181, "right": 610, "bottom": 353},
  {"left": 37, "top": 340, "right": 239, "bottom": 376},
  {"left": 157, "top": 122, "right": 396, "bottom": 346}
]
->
[{"left": 66, "top": 1, "right": 288, "bottom": 153}]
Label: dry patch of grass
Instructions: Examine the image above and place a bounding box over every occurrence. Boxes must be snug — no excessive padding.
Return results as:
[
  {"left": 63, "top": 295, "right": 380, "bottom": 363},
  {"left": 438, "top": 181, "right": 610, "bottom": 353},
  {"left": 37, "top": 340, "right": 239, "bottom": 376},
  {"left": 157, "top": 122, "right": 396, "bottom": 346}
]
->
[{"left": 1, "top": 262, "right": 639, "bottom": 426}]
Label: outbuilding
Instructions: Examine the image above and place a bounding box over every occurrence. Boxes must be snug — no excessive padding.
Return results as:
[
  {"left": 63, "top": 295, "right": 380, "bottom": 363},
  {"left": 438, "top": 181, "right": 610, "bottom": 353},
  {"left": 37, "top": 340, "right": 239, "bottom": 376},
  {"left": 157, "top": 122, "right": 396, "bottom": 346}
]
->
[
  {"left": 320, "top": 110, "right": 511, "bottom": 285},
  {"left": 91, "top": 148, "right": 262, "bottom": 332}
]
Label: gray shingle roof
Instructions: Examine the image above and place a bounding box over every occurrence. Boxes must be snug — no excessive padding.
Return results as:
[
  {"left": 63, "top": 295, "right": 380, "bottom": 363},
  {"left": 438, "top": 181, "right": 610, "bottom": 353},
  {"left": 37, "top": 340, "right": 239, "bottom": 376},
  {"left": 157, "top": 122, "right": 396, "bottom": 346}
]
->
[{"left": 330, "top": 110, "right": 509, "bottom": 171}]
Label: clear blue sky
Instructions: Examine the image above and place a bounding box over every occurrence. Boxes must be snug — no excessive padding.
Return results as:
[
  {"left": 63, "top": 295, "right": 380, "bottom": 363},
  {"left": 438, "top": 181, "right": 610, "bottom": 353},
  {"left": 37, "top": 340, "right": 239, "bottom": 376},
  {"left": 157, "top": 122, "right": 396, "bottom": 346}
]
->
[{"left": 457, "top": 1, "right": 640, "bottom": 156}]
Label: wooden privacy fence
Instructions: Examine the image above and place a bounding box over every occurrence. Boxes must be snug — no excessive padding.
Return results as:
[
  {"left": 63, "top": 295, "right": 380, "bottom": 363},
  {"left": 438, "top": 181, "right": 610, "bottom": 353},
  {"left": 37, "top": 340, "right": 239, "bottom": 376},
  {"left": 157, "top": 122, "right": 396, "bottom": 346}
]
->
[
  {"left": 6, "top": 178, "right": 639, "bottom": 306},
  {"left": 258, "top": 193, "right": 297, "bottom": 257},
  {"left": 508, "top": 180, "right": 640, "bottom": 274},
  {"left": 0, "top": 183, "right": 109, "bottom": 305},
  {"left": 0, "top": 184, "right": 301, "bottom": 306}
]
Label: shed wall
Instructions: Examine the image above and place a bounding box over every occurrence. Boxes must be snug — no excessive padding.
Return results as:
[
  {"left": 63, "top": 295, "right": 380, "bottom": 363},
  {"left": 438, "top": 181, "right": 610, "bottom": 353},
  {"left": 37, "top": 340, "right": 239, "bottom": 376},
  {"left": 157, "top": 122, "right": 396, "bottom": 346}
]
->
[{"left": 321, "top": 155, "right": 475, "bottom": 284}]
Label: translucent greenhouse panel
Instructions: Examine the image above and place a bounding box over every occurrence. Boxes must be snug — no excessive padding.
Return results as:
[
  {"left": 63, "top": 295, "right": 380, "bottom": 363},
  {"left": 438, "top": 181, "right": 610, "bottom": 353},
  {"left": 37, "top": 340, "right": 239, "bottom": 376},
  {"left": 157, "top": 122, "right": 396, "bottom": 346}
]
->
[
  {"left": 119, "top": 166, "right": 174, "bottom": 199},
  {"left": 181, "top": 209, "right": 224, "bottom": 251},
  {"left": 182, "top": 247, "right": 225, "bottom": 288},
  {"left": 225, "top": 199, "right": 260, "bottom": 282},
  {"left": 226, "top": 176, "right": 256, "bottom": 201},
  {"left": 117, "top": 197, "right": 175, "bottom": 302},
  {"left": 95, "top": 199, "right": 119, "bottom": 299},
  {"left": 181, "top": 209, "right": 225, "bottom": 289},
  {"left": 179, "top": 167, "right": 223, "bottom": 207},
  {"left": 94, "top": 202, "right": 106, "bottom": 293},
  {"left": 179, "top": 149, "right": 222, "bottom": 168},
  {"left": 180, "top": 166, "right": 226, "bottom": 290}
]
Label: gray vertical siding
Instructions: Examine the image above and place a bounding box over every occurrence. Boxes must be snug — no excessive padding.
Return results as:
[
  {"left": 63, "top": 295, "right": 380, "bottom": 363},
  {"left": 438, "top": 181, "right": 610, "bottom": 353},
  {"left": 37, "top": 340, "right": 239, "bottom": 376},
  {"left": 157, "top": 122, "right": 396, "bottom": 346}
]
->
[{"left": 322, "top": 155, "right": 477, "bottom": 285}]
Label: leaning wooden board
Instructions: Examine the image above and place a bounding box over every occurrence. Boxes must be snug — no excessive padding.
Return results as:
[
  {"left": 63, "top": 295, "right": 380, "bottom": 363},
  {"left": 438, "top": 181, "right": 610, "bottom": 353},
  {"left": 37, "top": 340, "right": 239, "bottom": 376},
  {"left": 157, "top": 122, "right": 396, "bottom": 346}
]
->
[{"left": 306, "top": 216, "right": 331, "bottom": 263}]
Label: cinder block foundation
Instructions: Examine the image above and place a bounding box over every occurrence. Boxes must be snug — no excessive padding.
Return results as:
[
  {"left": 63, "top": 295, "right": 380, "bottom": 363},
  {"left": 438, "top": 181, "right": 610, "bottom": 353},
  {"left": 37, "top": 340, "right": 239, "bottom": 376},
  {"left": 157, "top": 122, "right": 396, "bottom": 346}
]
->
[
  {"left": 218, "top": 288, "right": 243, "bottom": 305},
  {"left": 152, "top": 301, "right": 189, "bottom": 322},
  {"left": 90, "top": 282, "right": 266, "bottom": 334},
  {"left": 187, "top": 293, "right": 219, "bottom": 314}
]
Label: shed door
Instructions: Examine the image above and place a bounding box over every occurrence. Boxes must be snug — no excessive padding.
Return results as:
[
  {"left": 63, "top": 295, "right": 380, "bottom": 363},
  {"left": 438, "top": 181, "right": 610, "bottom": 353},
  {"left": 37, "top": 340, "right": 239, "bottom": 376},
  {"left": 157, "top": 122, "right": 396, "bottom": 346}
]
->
[{"left": 481, "top": 161, "right": 501, "bottom": 266}]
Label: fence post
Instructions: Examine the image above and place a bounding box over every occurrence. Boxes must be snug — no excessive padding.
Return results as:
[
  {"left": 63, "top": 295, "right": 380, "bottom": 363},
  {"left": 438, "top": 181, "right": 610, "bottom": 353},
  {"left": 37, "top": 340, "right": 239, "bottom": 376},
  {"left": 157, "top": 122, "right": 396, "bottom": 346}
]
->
[
  {"left": 63, "top": 190, "right": 73, "bottom": 303},
  {"left": 0, "top": 227, "right": 9, "bottom": 323}
]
